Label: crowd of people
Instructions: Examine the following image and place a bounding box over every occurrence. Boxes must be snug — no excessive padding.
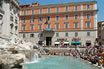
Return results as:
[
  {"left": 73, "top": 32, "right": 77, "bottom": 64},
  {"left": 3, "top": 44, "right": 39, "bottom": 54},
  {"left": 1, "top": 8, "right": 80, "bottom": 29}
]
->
[{"left": 69, "top": 45, "right": 104, "bottom": 69}]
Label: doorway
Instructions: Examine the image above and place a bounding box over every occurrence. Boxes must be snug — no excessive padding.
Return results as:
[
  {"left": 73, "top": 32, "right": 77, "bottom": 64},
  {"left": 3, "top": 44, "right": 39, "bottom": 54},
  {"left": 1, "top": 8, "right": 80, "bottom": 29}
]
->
[{"left": 46, "top": 37, "right": 52, "bottom": 46}]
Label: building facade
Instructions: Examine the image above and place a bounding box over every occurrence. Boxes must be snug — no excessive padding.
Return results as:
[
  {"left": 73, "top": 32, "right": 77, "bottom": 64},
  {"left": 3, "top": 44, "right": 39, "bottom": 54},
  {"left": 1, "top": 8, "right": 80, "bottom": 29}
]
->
[
  {"left": 0, "top": 0, "right": 19, "bottom": 38},
  {"left": 98, "top": 21, "right": 104, "bottom": 45},
  {"left": 19, "top": 1, "right": 98, "bottom": 46}
]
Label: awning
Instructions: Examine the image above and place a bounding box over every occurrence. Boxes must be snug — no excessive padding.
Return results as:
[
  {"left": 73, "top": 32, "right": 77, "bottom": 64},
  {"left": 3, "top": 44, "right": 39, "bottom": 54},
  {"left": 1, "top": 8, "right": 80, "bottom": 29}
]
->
[
  {"left": 71, "top": 42, "right": 82, "bottom": 44},
  {"left": 43, "top": 28, "right": 54, "bottom": 31}
]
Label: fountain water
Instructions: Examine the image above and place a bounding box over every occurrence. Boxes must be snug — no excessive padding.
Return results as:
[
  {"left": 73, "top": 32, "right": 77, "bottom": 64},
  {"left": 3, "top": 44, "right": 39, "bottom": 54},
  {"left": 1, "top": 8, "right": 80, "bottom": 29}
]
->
[
  {"left": 23, "top": 56, "right": 98, "bottom": 69},
  {"left": 30, "top": 52, "right": 39, "bottom": 62},
  {"left": 22, "top": 52, "right": 40, "bottom": 64},
  {"left": 32, "top": 53, "right": 39, "bottom": 63}
]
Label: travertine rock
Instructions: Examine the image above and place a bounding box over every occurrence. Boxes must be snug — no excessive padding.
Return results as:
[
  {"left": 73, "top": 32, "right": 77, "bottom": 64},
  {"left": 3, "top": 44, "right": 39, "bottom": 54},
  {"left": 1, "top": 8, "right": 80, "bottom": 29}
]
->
[{"left": 0, "top": 35, "right": 41, "bottom": 69}]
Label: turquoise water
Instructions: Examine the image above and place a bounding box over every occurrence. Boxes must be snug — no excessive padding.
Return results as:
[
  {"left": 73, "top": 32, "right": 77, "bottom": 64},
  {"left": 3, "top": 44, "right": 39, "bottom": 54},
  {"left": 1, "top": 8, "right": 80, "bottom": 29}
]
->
[{"left": 23, "top": 56, "right": 97, "bottom": 69}]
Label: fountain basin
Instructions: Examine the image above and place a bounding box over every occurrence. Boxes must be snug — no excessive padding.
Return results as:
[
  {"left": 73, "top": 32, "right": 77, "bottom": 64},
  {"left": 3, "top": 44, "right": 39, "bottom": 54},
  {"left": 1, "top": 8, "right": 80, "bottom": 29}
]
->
[{"left": 22, "top": 56, "right": 98, "bottom": 69}]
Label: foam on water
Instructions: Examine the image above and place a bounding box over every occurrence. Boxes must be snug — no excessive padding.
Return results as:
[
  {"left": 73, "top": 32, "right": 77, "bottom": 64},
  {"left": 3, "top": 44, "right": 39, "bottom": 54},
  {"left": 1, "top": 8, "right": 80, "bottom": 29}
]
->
[
  {"left": 21, "top": 53, "right": 40, "bottom": 65},
  {"left": 21, "top": 59, "right": 40, "bottom": 65}
]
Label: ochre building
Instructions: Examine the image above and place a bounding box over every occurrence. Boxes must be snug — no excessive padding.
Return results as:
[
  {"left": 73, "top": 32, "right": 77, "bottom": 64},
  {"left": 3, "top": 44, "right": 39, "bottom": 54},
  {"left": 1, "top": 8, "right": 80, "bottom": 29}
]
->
[{"left": 19, "top": 1, "right": 98, "bottom": 46}]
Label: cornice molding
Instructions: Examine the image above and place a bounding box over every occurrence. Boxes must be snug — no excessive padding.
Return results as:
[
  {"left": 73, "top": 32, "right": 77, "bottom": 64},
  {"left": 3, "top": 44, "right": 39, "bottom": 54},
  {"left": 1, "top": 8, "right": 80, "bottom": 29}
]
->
[{"left": 20, "top": 1, "right": 97, "bottom": 9}]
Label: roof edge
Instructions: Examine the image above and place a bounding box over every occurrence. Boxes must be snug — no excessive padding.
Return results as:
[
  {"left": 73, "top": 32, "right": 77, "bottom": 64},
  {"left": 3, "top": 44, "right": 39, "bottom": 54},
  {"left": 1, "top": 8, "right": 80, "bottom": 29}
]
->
[{"left": 20, "top": 1, "right": 97, "bottom": 8}]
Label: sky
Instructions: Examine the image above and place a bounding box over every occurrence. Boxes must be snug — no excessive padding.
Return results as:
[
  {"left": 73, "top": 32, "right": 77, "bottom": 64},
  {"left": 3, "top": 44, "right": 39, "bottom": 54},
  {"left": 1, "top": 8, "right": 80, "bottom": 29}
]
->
[{"left": 18, "top": 0, "right": 104, "bottom": 22}]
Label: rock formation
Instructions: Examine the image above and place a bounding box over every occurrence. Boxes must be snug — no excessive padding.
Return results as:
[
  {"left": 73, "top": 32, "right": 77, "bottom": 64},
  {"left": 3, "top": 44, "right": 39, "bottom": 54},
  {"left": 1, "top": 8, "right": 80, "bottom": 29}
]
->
[{"left": 0, "top": 35, "right": 42, "bottom": 69}]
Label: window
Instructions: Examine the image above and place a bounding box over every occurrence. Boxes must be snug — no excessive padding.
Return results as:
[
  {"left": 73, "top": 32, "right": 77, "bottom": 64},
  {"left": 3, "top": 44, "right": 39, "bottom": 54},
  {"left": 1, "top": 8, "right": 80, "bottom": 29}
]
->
[
  {"left": 0, "top": 15, "right": 3, "bottom": 20},
  {"left": 75, "top": 5, "right": 78, "bottom": 11},
  {"left": 87, "top": 14, "right": 90, "bottom": 19},
  {"left": 30, "top": 34, "right": 34, "bottom": 37},
  {"left": 65, "top": 15, "right": 69, "bottom": 20},
  {"left": 75, "top": 14, "right": 78, "bottom": 19},
  {"left": 0, "top": 0, "right": 3, "bottom": 8},
  {"left": 10, "top": 5, "right": 12, "bottom": 11},
  {"left": 30, "top": 17, "right": 34, "bottom": 23},
  {"left": 56, "top": 23, "right": 59, "bottom": 29},
  {"left": 32, "top": 9, "right": 34, "bottom": 14},
  {"left": 56, "top": 15, "right": 59, "bottom": 21},
  {"left": 64, "top": 22, "right": 69, "bottom": 29},
  {"left": 87, "top": 32, "right": 90, "bottom": 36},
  {"left": 40, "top": 8, "right": 42, "bottom": 14},
  {"left": 30, "top": 24, "right": 34, "bottom": 30},
  {"left": 23, "top": 34, "right": 25, "bottom": 38},
  {"left": 87, "top": 4, "right": 90, "bottom": 10},
  {"left": 10, "top": 16, "right": 13, "bottom": 21},
  {"left": 48, "top": 8, "right": 50, "bottom": 13},
  {"left": 13, "top": 8, "right": 16, "bottom": 14},
  {"left": 66, "top": 6, "right": 68, "bottom": 12},
  {"left": 56, "top": 7, "right": 59, "bottom": 12},
  {"left": 47, "top": 16, "right": 50, "bottom": 21},
  {"left": 40, "top": 33, "right": 43, "bottom": 37},
  {"left": 15, "top": 26, "right": 18, "bottom": 31},
  {"left": 15, "top": 19, "right": 18, "bottom": 24},
  {"left": 24, "top": 10, "right": 26, "bottom": 15},
  {"left": 75, "top": 32, "right": 78, "bottom": 37},
  {"left": 38, "top": 17, "right": 43, "bottom": 22},
  {"left": 23, "top": 25, "right": 26, "bottom": 31},
  {"left": 47, "top": 24, "right": 51, "bottom": 29},
  {"left": 39, "top": 24, "right": 42, "bottom": 30},
  {"left": 74, "top": 22, "right": 78, "bottom": 28},
  {"left": 23, "top": 18, "right": 26, "bottom": 23},
  {"left": 56, "top": 33, "right": 59, "bottom": 37},
  {"left": 15, "top": 9, "right": 18, "bottom": 15},
  {"left": 86, "top": 21, "right": 90, "bottom": 28},
  {"left": 65, "top": 32, "right": 68, "bottom": 37}
]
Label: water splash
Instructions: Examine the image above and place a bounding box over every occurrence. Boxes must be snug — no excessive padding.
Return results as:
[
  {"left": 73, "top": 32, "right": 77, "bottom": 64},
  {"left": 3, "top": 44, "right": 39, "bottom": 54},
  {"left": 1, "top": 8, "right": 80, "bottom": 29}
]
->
[
  {"left": 22, "top": 59, "right": 40, "bottom": 64},
  {"left": 21, "top": 53, "right": 40, "bottom": 65}
]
